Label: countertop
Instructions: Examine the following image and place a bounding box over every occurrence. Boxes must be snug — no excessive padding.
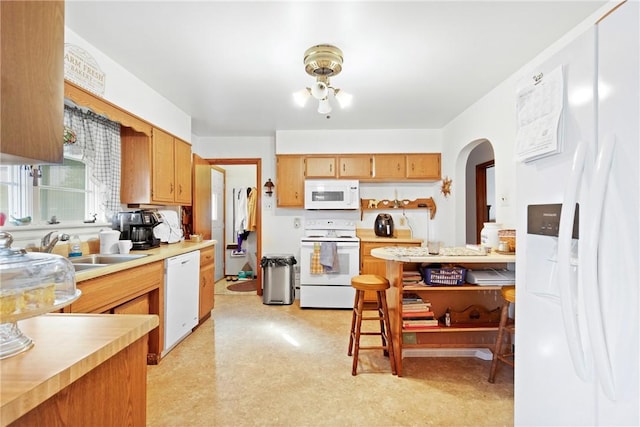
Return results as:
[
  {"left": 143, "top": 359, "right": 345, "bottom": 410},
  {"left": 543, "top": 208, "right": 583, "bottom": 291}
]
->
[
  {"left": 370, "top": 246, "right": 516, "bottom": 263},
  {"left": 0, "top": 313, "right": 159, "bottom": 425},
  {"left": 356, "top": 229, "right": 423, "bottom": 244},
  {"left": 74, "top": 240, "right": 216, "bottom": 282}
]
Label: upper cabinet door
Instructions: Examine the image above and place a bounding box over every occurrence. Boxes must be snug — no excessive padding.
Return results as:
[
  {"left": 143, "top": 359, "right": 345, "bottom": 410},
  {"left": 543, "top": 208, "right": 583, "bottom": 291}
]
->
[
  {"left": 152, "top": 128, "right": 176, "bottom": 203},
  {"left": 406, "top": 154, "right": 441, "bottom": 180},
  {"left": 305, "top": 157, "right": 336, "bottom": 177},
  {"left": 373, "top": 154, "right": 406, "bottom": 179},
  {"left": 174, "top": 138, "right": 192, "bottom": 205},
  {"left": 276, "top": 155, "right": 305, "bottom": 207},
  {"left": 338, "top": 155, "right": 372, "bottom": 178},
  {"left": 1, "top": 1, "right": 64, "bottom": 164}
]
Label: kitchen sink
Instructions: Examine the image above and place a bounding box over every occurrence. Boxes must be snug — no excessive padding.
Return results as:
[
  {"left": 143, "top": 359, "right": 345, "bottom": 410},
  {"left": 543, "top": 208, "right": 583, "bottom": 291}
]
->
[
  {"left": 69, "top": 254, "right": 149, "bottom": 265},
  {"left": 73, "top": 263, "right": 109, "bottom": 272}
]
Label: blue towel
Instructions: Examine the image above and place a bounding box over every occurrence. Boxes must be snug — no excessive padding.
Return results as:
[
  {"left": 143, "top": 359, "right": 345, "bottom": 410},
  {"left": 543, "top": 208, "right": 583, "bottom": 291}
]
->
[{"left": 319, "top": 242, "right": 339, "bottom": 272}]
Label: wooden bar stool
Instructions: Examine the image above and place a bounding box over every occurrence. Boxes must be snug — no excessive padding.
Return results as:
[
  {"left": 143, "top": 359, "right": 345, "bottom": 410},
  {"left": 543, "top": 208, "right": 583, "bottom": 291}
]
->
[
  {"left": 348, "top": 274, "right": 397, "bottom": 376},
  {"left": 488, "top": 285, "right": 516, "bottom": 383}
]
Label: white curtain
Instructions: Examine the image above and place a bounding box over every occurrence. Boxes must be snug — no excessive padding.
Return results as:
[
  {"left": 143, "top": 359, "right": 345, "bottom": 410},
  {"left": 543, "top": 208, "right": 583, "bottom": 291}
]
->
[{"left": 63, "top": 106, "right": 121, "bottom": 220}]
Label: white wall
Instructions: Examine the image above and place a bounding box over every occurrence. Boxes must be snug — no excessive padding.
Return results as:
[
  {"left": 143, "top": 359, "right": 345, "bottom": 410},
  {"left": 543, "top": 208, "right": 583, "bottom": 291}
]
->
[
  {"left": 441, "top": 1, "right": 616, "bottom": 246},
  {"left": 64, "top": 28, "right": 191, "bottom": 142},
  {"left": 276, "top": 129, "right": 442, "bottom": 153}
]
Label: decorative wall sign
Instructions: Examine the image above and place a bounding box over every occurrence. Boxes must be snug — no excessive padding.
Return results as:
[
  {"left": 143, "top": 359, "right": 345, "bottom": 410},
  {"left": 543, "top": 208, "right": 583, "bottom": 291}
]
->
[{"left": 64, "top": 44, "right": 106, "bottom": 96}]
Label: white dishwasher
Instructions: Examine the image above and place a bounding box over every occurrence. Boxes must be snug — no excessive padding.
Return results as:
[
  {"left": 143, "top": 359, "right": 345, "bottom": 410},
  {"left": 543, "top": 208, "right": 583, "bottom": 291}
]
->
[{"left": 163, "top": 250, "right": 200, "bottom": 356}]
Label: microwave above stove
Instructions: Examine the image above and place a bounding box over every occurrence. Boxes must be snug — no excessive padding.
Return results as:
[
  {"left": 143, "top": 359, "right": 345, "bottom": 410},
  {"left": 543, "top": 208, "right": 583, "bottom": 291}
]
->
[{"left": 304, "top": 179, "right": 360, "bottom": 210}]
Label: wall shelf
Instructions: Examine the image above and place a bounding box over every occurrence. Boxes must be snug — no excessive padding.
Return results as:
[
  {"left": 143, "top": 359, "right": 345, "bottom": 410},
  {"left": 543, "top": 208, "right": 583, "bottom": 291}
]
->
[{"left": 360, "top": 197, "right": 437, "bottom": 220}]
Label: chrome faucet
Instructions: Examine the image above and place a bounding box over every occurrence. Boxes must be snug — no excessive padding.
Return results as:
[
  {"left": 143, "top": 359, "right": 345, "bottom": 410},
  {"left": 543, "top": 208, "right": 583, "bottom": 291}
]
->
[{"left": 41, "top": 231, "right": 70, "bottom": 253}]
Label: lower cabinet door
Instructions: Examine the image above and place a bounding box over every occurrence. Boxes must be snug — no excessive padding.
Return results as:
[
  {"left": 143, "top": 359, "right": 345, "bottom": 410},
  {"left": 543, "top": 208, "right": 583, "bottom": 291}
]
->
[
  {"left": 199, "top": 264, "right": 215, "bottom": 319},
  {"left": 113, "top": 294, "right": 151, "bottom": 314}
]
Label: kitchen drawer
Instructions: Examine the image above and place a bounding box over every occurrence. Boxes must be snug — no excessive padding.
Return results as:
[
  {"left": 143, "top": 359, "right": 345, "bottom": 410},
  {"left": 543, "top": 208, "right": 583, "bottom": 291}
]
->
[{"left": 200, "top": 246, "right": 215, "bottom": 267}]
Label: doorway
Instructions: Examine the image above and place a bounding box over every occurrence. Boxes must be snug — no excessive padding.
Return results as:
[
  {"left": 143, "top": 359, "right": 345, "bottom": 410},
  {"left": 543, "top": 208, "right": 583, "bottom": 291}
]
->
[
  {"left": 465, "top": 140, "right": 495, "bottom": 244},
  {"left": 476, "top": 160, "right": 495, "bottom": 243},
  {"left": 195, "top": 158, "right": 263, "bottom": 296}
]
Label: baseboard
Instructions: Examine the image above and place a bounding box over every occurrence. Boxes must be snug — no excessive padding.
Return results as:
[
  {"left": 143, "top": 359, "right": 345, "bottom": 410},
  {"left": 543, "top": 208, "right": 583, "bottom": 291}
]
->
[{"left": 402, "top": 347, "right": 493, "bottom": 360}]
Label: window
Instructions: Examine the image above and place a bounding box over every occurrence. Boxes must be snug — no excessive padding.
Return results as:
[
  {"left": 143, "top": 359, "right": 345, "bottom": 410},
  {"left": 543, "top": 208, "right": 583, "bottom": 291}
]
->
[{"left": 0, "top": 159, "right": 100, "bottom": 225}]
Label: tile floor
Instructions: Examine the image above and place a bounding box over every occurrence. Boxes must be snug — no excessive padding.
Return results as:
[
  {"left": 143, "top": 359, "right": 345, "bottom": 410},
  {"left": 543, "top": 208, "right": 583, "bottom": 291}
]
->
[{"left": 146, "top": 293, "right": 514, "bottom": 427}]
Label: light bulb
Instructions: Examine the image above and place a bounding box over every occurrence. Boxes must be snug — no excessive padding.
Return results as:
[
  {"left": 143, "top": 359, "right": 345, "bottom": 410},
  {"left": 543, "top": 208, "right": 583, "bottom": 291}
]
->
[
  {"left": 293, "top": 88, "right": 311, "bottom": 107},
  {"left": 317, "top": 98, "right": 332, "bottom": 114},
  {"left": 310, "top": 81, "right": 329, "bottom": 100},
  {"left": 334, "top": 89, "right": 353, "bottom": 108}
]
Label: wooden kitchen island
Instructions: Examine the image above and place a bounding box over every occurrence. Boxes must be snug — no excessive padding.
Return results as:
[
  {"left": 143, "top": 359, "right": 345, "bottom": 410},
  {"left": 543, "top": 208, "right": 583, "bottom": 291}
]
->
[
  {"left": 371, "top": 246, "right": 516, "bottom": 376},
  {"left": 0, "top": 313, "right": 158, "bottom": 426}
]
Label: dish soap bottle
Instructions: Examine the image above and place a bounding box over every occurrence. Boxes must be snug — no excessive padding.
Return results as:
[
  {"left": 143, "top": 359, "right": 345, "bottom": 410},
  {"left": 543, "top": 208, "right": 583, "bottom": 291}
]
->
[{"left": 69, "top": 235, "right": 82, "bottom": 257}]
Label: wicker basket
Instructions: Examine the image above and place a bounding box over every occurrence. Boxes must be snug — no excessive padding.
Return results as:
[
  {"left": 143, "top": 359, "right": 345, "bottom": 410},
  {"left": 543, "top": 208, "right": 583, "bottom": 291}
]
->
[{"left": 421, "top": 267, "right": 466, "bottom": 286}]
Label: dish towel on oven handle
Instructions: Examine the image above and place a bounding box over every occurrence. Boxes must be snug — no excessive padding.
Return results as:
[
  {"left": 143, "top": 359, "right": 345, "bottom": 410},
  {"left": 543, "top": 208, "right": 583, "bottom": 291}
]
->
[
  {"left": 310, "top": 242, "right": 323, "bottom": 274},
  {"left": 319, "top": 241, "right": 339, "bottom": 273}
]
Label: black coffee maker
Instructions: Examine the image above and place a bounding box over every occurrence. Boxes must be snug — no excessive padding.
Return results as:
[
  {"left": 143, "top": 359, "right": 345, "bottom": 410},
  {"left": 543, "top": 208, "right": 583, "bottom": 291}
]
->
[{"left": 112, "top": 210, "right": 161, "bottom": 250}]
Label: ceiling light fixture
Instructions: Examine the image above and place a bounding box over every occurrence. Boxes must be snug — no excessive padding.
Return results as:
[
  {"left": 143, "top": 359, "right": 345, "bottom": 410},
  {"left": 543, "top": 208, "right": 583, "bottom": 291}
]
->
[{"left": 293, "top": 44, "right": 352, "bottom": 114}]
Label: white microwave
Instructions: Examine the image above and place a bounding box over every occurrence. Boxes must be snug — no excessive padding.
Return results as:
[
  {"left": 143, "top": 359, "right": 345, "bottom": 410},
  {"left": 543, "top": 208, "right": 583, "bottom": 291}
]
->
[{"left": 304, "top": 179, "right": 360, "bottom": 210}]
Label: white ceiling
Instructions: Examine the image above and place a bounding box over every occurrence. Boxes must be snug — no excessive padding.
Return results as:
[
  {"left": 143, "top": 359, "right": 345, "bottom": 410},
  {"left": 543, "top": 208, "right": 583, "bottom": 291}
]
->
[{"left": 65, "top": 1, "right": 607, "bottom": 137}]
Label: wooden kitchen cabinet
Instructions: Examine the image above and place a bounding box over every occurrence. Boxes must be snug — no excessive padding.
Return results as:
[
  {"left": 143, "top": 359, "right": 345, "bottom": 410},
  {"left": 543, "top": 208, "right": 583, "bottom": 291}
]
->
[
  {"left": 406, "top": 153, "right": 441, "bottom": 180},
  {"left": 152, "top": 128, "right": 192, "bottom": 205},
  {"left": 121, "top": 127, "right": 192, "bottom": 206},
  {"left": 276, "top": 155, "right": 305, "bottom": 207},
  {"left": 67, "top": 261, "right": 164, "bottom": 364},
  {"left": 294, "top": 154, "right": 372, "bottom": 179},
  {"left": 113, "top": 293, "right": 151, "bottom": 315},
  {"left": 199, "top": 246, "right": 216, "bottom": 321},
  {"left": 372, "top": 154, "right": 406, "bottom": 179},
  {"left": 371, "top": 153, "right": 441, "bottom": 180},
  {"left": 174, "top": 138, "right": 193, "bottom": 204},
  {"left": 1, "top": 1, "right": 64, "bottom": 164},
  {"left": 152, "top": 128, "right": 176, "bottom": 203},
  {"left": 338, "top": 155, "right": 372, "bottom": 178},
  {"left": 305, "top": 156, "right": 336, "bottom": 177}
]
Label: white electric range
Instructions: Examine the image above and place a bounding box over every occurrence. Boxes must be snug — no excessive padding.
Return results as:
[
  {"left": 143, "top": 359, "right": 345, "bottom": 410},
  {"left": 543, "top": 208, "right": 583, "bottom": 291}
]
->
[{"left": 299, "top": 219, "right": 360, "bottom": 308}]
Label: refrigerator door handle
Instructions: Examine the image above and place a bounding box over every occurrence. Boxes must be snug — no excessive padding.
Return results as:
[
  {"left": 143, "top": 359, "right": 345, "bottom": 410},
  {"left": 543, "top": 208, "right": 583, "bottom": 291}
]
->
[
  {"left": 583, "top": 132, "right": 617, "bottom": 400},
  {"left": 557, "top": 140, "right": 590, "bottom": 380}
]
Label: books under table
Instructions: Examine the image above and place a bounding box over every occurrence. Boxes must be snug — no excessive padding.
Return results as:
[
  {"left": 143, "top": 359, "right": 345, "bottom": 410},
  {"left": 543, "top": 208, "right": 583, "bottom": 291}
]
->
[
  {"left": 402, "top": 270, "right": 424, "bottom": 286},
  {"left": 402, "top": 310, "right": 435, "bottom": 319},
  {"left": 402, "top": 302, "right": 432, "bottom": 311},
  {"left": 403, "top": 318, "right": 439, "bottom": 328}
]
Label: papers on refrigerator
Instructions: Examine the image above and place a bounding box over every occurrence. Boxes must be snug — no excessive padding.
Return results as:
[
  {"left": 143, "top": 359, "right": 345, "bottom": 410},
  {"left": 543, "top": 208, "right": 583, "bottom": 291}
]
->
[{"left": 515, "top": 65, "right": 564, "bottom": 163}]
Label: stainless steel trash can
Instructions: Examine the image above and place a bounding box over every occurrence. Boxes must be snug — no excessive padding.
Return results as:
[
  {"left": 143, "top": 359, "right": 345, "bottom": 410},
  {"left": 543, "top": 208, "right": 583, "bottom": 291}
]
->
[{"left": 260, "top": 254, "right": 296, "bottom": 305}]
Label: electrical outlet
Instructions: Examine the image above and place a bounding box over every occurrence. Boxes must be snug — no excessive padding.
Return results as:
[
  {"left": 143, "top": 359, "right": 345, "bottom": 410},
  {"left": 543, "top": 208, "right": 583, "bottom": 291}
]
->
[
  {"left": 499, "top": 194, "right": 510, "bottom": 207},
  {"left": 293, "top": 217, "right": 301, "bottom": 229},
  {"left": 264, "top": 199, "right": 273, "bottom": 210},
  {"left": 399, "top": 216, "right": 406, "bottom": 226}
]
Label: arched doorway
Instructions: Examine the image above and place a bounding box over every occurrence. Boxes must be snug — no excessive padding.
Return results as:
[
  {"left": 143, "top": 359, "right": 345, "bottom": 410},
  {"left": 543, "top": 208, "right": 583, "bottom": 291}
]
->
[{"left": 464, "top": 140, "right": 495, "bottom": 244}]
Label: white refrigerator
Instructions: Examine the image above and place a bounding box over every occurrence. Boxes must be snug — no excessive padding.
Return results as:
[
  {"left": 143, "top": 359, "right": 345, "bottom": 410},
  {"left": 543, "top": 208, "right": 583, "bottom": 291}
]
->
[{"left": 515, "top": 2, "right": 639, "bottom": 426}]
